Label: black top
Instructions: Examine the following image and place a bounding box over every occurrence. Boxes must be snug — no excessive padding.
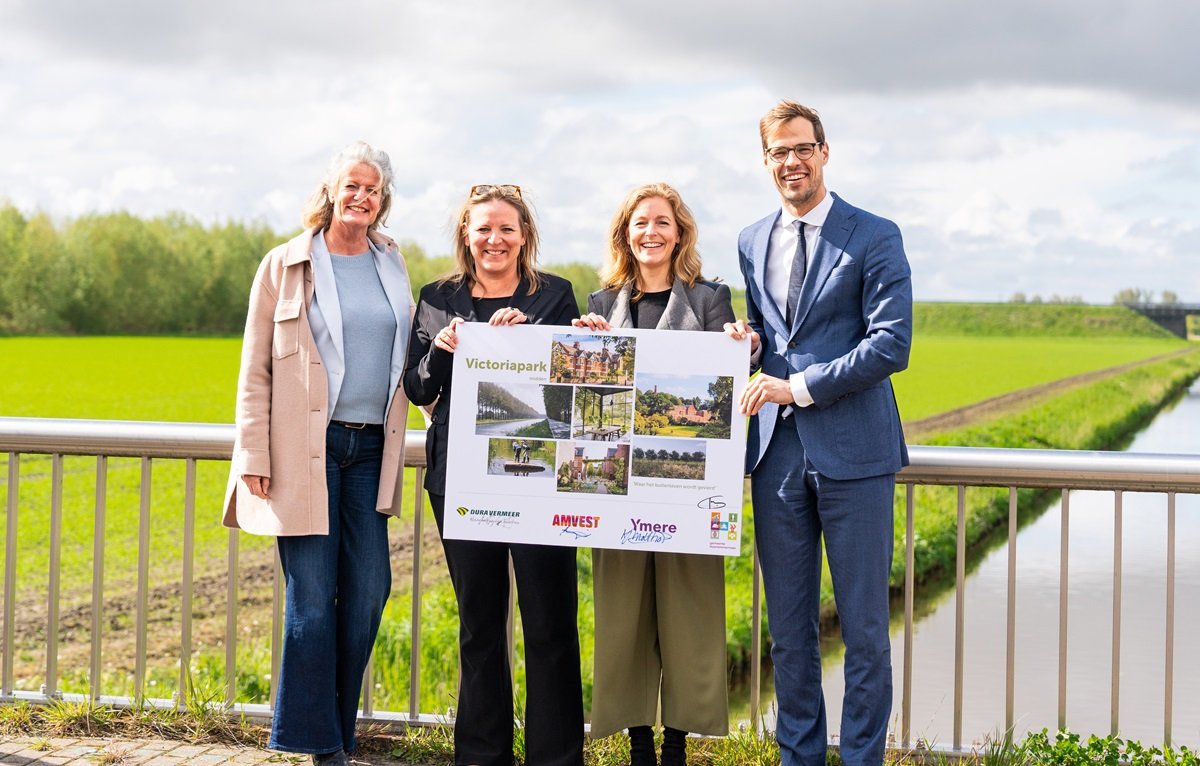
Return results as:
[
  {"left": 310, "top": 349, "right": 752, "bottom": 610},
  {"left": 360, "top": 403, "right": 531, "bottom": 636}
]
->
[
  {"left": 403, "top": 273, "right": 580, "bottom": 494},
  {"left": 472, "top": 296, "right": 512, "bottom": 319},
  {"left": 629, "top": 289, "right": 671, "bottom": 329}
]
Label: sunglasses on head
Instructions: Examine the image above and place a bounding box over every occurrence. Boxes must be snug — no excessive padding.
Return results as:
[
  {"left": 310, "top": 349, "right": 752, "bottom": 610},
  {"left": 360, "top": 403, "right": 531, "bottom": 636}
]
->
[{"left": 469, "top": 184, "right": 522, "bottom": 199}]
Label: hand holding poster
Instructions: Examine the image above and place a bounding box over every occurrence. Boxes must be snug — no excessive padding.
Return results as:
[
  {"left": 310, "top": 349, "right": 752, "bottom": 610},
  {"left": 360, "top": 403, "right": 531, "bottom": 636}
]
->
[{"left": 443, "top": 323, "right": 749, "bottom": 555}]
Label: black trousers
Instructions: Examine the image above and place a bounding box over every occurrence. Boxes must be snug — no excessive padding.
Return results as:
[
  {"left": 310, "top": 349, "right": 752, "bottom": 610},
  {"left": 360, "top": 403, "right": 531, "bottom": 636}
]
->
[{"left": 430, "top": 493, "right": 585, "bottom": 766}]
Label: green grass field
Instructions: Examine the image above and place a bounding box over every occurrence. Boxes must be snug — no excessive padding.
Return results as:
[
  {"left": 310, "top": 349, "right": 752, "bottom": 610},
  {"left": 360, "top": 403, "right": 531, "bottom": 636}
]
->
[
  {"left": 0, "top": 312, "right": 1192, "bottom": 713},
  {"left": 893, "top": 335, "right": 1185, "bottom": 421}
]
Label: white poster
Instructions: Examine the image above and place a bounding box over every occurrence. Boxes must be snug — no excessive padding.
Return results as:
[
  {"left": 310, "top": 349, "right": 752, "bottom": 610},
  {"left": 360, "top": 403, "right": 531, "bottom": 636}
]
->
[{"left": 443, "top": 323, "right": 749, "bottom": 556}]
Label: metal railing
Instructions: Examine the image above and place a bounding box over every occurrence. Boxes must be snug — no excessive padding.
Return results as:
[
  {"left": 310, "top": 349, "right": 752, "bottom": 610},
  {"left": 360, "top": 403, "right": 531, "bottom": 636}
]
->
[{"left": 2, "top": 417, "right": 1200, "bottom": 751}]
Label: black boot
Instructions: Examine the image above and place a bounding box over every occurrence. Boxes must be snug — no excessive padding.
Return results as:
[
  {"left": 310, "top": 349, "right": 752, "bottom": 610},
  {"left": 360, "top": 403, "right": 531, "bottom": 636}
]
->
[
  {"left": 628, "top": 725, "right": 656, "bottom": 766},
  {"left": 660, "top": 727, "right": 687, "bottom": 766}
]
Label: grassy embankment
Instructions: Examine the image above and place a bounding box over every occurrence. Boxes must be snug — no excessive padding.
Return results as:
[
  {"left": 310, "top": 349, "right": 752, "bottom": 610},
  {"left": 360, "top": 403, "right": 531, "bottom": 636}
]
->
[{"left": 0, "top": 303, "right": 1195, "bottom": 715}]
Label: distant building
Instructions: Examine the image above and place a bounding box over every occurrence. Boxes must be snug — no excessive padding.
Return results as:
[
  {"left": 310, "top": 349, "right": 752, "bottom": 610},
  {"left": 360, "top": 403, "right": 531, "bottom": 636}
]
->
[
  {"left": 552, "top": 340, "right": 626, "bottom": 382},
  {"left": 666, "top": 400, "right": 713, "bottom": 424},
  {"left": 570, "top": 443, "right": 630, "bottom": 480}
]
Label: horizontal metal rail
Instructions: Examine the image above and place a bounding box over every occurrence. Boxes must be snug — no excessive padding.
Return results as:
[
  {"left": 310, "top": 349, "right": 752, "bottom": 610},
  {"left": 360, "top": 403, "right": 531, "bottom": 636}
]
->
[{"left": 3, "top": 416, "right": 1200, "bottom": 753}]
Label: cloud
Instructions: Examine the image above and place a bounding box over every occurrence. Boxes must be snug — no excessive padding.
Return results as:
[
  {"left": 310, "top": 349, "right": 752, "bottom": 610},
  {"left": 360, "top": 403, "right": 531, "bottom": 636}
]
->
[{"left": 1, "top": 0, "right": 1198, "bottom": 304}]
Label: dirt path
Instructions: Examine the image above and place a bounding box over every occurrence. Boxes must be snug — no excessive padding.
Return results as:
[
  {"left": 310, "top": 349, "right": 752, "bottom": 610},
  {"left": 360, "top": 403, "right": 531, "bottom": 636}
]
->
[
  {"left": 904, "top": 348, "right": 1196, "bottom": 441},
  {"left": 7, "top": 518, "right": 448, "bottom": 687}
]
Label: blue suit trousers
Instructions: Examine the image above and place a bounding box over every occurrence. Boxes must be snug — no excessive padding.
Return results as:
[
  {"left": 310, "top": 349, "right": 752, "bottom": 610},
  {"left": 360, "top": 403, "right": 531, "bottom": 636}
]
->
[{"left": 752, "top": 419, "right": 895, "bottom": 766}]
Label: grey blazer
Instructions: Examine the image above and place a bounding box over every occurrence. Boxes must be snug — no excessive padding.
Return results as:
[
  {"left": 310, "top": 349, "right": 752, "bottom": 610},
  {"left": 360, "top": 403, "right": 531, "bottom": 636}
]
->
[{"left": 586, "top": 278, "right": 735, "bottom": 332}]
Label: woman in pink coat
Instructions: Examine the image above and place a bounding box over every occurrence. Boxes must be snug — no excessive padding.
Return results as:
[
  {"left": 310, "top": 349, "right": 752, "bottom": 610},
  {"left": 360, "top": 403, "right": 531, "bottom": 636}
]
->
[{"left": 223, "top": 141, "right": 412, "bottom": 766}]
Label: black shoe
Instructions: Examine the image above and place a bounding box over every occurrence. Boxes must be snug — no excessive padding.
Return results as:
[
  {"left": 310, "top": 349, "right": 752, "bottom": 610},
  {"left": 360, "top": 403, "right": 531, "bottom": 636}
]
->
[
  {"left": 312, "top": 751, "right": 348, "bottom": 766},
  {"left": 628, "top": 725, "right": 656, "bottom": 766},
  {"left": 660, "top": 727, "right": 687, "bottom": 766}
]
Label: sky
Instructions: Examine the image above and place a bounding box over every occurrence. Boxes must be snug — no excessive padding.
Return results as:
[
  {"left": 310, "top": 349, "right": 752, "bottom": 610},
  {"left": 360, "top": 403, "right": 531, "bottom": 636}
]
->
[
  {"left": 2, "top": 0, "right": 1198, "bottom": 304},
  {"left": 638, "top": 373, "right": 721, "bottom": 402}
]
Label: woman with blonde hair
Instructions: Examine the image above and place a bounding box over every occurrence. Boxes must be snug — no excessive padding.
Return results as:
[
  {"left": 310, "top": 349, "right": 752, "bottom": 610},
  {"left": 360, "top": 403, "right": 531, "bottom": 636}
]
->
[
  {"left": 224, "top": 141, "right": 412, "bottom": 765},
  {"left": 573, "top": 182, "right": 733, "bottom": 765}
]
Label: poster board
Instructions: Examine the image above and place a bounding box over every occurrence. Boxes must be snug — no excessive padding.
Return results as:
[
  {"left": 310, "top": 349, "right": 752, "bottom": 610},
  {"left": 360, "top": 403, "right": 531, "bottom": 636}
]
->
[{"left": 443, "top": 323, "right": 749, "bottom": 556}]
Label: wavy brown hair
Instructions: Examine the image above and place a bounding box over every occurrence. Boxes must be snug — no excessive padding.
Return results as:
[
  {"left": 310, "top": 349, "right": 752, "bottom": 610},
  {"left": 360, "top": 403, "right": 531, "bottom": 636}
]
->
[{"left": 601, "top": 182, "right": 704, "bottom": 295}]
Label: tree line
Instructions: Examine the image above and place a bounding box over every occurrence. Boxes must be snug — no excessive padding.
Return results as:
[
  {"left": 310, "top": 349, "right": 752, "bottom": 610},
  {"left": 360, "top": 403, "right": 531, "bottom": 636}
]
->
[
  {"left": 0, "top": 204, "right": 759, "bottom": 335},
  {"left": 0, "top": 205, "right": 608, "bottom": 335},
  {"left": 1008, "top": 288, "right": 1185, "bottom": 305}
]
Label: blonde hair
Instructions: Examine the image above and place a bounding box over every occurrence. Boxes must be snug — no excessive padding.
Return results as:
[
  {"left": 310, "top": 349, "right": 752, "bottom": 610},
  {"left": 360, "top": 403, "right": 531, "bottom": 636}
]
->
[
  {"left": 444, "top": 186, "right": 542, "bottom": 295},
  {"left": 601, "top": 182, "right": 704, "bottom": 295},
  {"left": 758, "top": 100, "right": 826, "bottom": 150},
  {"left": 300, "top": 140, "right": 394, "bottom": 232}
]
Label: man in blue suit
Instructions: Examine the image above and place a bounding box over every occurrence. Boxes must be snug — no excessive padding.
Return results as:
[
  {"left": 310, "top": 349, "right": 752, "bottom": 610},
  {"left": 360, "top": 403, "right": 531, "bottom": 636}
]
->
[{"left": 726, "top": 100, "right": 912, "bottom": 766}]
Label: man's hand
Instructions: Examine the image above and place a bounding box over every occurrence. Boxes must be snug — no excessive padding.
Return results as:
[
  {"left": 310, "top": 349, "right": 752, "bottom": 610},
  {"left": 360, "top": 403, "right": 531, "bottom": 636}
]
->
[
  {"left": 739, "top": 373, "right": 795, "bottom": 416},
  {"left": 723, "top": 319, "right": 760, "bottom": 354}
]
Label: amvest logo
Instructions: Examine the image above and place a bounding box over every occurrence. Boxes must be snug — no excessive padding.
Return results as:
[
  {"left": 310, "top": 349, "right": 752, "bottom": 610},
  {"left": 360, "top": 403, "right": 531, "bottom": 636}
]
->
[{"left": 551, "top": 514, "right": 601, "bottom": 529}]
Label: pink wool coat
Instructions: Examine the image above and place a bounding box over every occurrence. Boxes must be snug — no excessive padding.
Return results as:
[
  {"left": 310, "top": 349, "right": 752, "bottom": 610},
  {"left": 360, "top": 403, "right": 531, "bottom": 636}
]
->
[{"left": 222, "top": 228, "right": 412, "bottom": 536}]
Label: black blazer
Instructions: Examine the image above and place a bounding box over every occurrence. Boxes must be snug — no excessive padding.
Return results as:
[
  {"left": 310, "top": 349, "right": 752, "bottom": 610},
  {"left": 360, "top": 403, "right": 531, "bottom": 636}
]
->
[{"left": 403, "top": 272, "right": 580, "bottom": 494}]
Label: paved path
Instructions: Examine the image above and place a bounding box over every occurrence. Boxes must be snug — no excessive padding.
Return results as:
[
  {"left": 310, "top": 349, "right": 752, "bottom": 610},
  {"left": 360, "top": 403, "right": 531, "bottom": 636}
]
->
[{"left": 0, "top": 736, "right": 409, "bottom": 765}]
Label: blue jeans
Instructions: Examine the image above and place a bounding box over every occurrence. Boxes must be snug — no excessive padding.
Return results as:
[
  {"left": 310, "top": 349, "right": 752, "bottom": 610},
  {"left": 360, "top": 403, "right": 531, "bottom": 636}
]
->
[
  {"left": 752, "top": 421, "right": 895, "bottom": 766},
  {"left": 269, "top": 423, "right": 391, "bottom": 755}
]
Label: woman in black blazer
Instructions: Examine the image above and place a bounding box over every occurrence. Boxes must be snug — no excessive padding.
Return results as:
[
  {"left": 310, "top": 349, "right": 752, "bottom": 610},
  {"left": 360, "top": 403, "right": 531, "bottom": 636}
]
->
[
  {"left": 403, "top": 184, "right": 583, "bottom": 766},
  {"left": 573, "top": 183, "right": 733, "bottom": 765}
]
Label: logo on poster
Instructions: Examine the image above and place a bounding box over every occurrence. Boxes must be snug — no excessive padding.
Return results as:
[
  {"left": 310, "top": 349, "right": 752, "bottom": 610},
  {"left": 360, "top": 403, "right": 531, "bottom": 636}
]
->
[
  {"left": 457, "top": 506, "right": 521, "bottom": 528},
  {"left": 710, "top": 511, "right": 738, "bottom": 540},
  {"left": 553, "top": 514, "right": 600, "bottom": 539},
  {"left": 620, "top": 518, "right": 676, "bottom": 546}
]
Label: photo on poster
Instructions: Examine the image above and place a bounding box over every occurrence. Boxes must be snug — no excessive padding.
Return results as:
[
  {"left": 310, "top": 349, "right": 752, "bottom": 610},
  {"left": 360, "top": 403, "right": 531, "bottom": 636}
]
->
[
  {"left": 631, "top": 437, "right": 707, "bottom": 481},
  {"left": 475, "top": 381, "right": 573, "bottom": 438},
  {"left": 486, "top": 438, "right": 555, "bottom": 479},
  {"left": 634, "top": 373, "right": 734, "bottom": 439},
  {"left": 555, "top": 441, "right": 630, "bottom": 496},
  {"left": 571, "top": 386, "right": 634, "bottom": 442},
  {"left": 549, "top": 333, "right": 636, "bottom": 385}
]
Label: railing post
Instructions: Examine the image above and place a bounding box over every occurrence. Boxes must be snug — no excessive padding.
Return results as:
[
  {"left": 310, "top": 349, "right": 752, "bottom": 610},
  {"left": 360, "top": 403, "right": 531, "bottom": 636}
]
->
[
  {"left": 3, "top": 453, "right": 19, "bottom": 696},
  {"left": 179, "top": 458, "right": 196, "bottom": 708},
  {"left": 1058, "top": 489, "right": 1070, "bottom": 732},
  {"left": 1164, "top": 491, "right": 1176, "bottom": 747},
  {"left": 409, "top": 470, "right": 425, "bottom": 722},
  {"left": 1110, "top": 490, "right": 1123, "bottom": 737},
  {"left": 90, "top": 456, "right": 107, "bottom": 701},
  {"left": 134, "top": 457, "right": 152, "bottom": 700},
  {"left": 1005, "top": 486, "right": 1018, "bottom": 734},
  {"left": 271, "top": 546, "right": 283, "bottom": 710},
  {"left": 225, "top": 527, "right": 239, "bottom": 708},
  {"left": 44, "top": 454, "right": 63, "bottom": 699},
  {"left": 750, "top": 532, "right": 762, "bottom": 731},
  {"left": 953, "top": 484, "right": 966, "bottom": 752},
  {"left": 902, "top": 483, "right": 914, "bottom": 749}
]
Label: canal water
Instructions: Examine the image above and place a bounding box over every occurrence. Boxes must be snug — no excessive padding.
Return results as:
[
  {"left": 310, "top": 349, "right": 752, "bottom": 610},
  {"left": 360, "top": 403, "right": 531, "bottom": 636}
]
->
[{"left": 790, "top": 378, "right": 1200, "bottom": 746}]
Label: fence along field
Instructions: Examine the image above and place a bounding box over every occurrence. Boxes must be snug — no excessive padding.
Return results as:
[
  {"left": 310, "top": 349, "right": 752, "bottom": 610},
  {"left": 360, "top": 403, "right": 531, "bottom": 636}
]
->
[{"left": 0, "top": 302, "right": 1193, "bottom": 713}]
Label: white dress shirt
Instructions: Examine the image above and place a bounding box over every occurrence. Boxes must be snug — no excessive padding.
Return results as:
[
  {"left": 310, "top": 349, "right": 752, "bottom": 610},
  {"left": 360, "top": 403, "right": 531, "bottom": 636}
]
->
[{"left": 764, "top": 191, "right": 834, "bottom": 408}]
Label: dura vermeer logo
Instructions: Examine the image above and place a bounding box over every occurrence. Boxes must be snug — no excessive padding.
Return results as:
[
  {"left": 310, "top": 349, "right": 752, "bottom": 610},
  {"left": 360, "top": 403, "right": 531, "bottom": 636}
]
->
[{"left": 456, "top": 506, "right": 469, "bottom": 517}]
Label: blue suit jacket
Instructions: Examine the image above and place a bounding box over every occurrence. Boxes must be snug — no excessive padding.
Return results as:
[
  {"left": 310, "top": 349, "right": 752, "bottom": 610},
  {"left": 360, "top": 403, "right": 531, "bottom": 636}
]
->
[{"left": 738, "top": 193, "right": 912, "bottom": 480}]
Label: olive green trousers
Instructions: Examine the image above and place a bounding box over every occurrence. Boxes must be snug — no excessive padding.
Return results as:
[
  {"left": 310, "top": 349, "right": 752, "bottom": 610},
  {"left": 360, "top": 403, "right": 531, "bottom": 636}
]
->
[{"left": 589, "top": 548, "right": 729, "bottom": 738}]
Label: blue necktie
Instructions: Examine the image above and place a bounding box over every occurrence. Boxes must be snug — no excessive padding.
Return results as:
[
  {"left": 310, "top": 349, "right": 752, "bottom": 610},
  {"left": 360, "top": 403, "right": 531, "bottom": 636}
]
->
[{"left": 786, "top": 220, "right": 806, "bottom": 326}]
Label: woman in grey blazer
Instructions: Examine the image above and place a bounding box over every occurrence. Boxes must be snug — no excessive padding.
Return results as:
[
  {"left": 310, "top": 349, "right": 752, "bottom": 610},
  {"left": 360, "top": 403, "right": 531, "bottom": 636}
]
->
[{"left": 573, "top": 183, "right": 733, "bottom": 766}]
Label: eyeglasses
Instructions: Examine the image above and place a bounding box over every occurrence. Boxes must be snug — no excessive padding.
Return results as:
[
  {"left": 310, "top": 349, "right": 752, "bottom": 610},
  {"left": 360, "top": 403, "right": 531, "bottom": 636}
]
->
[
  {"left": 469, "top": 184, "right": 522, "bottom": 199},
  {"left": 764, "top": 143, "right": 822, "bottom": 164}
]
